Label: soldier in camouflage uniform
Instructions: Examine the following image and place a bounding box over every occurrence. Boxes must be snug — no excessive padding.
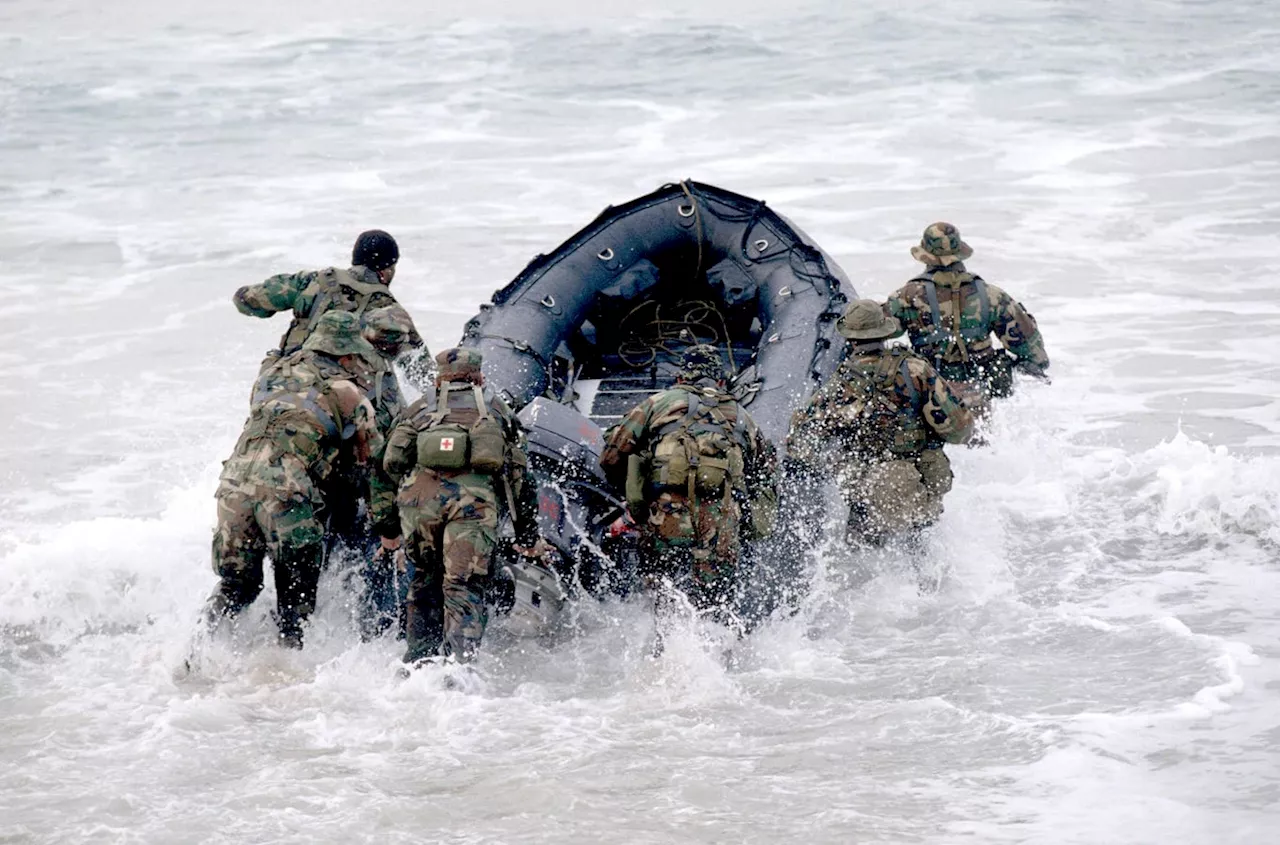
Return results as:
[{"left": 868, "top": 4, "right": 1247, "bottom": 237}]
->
[
  {"left": 207, "top": 311, "right": 395, "bottom": 648},
  {"left": 788, "top": 300, "right": 974, "bottom": 546},
  {"left": 235, "top": 230, "right": 427, "bottom": 633},
  {"left": 885, "top": 222, "right": 1049, "bottom": 412},
  {"left": 235, "top": 230, "right": 431, "bottom": 409},
  {"left": 382, "top": 348, "right": 541, "bottom": 665},
  {"left": 599, "top": 345, "right": 777, "bottom": 619}
]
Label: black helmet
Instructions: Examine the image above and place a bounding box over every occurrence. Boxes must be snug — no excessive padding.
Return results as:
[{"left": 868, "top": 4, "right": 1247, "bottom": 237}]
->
[{"left": 352, "top": 229, "right": 399, "bottom": 271}]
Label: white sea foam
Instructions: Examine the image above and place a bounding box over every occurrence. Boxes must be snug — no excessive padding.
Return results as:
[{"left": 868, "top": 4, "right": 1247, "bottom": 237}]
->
[{"left": 3, "top": 0, "right": 1280, "bottom": 841}]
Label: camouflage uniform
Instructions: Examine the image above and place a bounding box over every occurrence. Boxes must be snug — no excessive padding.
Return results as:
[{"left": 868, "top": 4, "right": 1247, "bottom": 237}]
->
[
  {"left": 208, "top": 312, "right": 391, "bottom": 647},
  {"left": 599, "top": 346, "right": 777, "bottom": 614},
  {"left": 382, "top": 348, "right": 539, "bottom": 664},
  {"left": 885, "top": 222, "right": 1048, "bottom": 411},
  {"left": 236, "top": 233, "right": 428, "bottom": 633},
  {"left": 788, "top": 301, "right": 973, "bottom": 545},
  {"left": 235, "top": 265, "right": 427, "bottom": 423}
]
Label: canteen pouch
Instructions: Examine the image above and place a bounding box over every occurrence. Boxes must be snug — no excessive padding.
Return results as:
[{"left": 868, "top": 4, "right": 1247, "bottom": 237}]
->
[
  {"left": 745, "top": 485, "right": 778, "bottom": 541},
  {"left": 467, "top": 414, "right": 507, "bottom": 473},
  {"left": 650, "top": 435, "right": 691, "bottom": 489},
  {"left": 691, "top": 430, "right": 732, "bottom": 493}
]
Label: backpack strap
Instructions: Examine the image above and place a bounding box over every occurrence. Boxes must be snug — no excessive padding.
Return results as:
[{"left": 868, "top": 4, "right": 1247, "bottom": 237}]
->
[
  {"left": 732, "top": 404, "right": 748, "bottom": 451},
  {"left": 471, "top": 385, "right": 491, "bottom": 421},
  {"left": 913, "top": 276, "right": 953, "bottom": 355},
  {"left": 281, "top": 268, "right": 389, "bottom": 357},
  {"left": 420, "top": 383, "right": 453, "bottom": 428},
  {"left": 654, "top": 389, "right": 702, "bottom": 439},
  {"left": 972, "top": 275, "right": 991, "bottom": 328},
  {"left": 897, "top": 353, "right": 921, "bottom": 409},
  {"left": 853, "top": 351, "right": 916, "bottom": 412}
]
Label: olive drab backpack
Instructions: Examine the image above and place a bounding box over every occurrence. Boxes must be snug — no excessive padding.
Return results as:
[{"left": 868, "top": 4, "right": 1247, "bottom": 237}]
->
[
  {"left": 649, "top": 390, "right": 748, "bottom": 501},
  {"left": 257, "top": 268, "right": 394, "bottom": 409},
  {"left": 840, "top": 350, "right": 926, "bottom": 458},
  {"left": 279, "top": 267, "right": 388, "bottom": 356},
  {"left": 241, "top": 357, "right": 342, "bottom": 474},
  {"left": 911, "top": 271, "right": 993, "bottom": 364},
  {"left": 415, "top": 383, "right": 507, "bottom": 473}
]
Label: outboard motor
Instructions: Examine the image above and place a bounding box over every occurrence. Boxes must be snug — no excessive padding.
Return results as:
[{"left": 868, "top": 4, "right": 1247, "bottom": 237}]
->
[
  {"left": 486, "top": 398, "right": 641, "bottom": 636},
  {"left": 519, "top": 398, "right": 640, "bottom": 597},
  {"left": 490, "top": 553, "right": 570, "bottom": 637}
]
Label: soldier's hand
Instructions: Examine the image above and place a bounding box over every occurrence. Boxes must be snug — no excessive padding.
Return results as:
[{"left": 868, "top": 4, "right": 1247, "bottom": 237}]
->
[
  {"left": 512, "top": 538, "right": 553, "bottom": 560},
  {"left": 1014, "top": 360, "right": 1051, "bottom": 383},
  {"left": 375, "top": 536, "right": 407, "bottom": 572}
]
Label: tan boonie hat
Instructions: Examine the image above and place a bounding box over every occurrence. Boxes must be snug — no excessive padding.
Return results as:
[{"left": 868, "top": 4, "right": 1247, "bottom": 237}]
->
[
  {"left": 837, "top": 299, "right": 904, "bottom": 341},
  {"left": 303, "top": 311, "right": 376, "bottom": 357},
  {"left": 435, "top": 347, "right": 484, "bottom": 380},
  {"left": 910, "top": 221, "right": 973, "bottom": 267}
]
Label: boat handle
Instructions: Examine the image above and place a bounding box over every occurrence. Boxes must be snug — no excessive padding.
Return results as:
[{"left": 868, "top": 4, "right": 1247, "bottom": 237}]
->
[
  {"left": 541, "top": 295, "right": 556, "bottom": 309},
  {"left": 677, "top": 204, "right": 695, "bottom": 218},
  {"left": 597, "top": 247, "right": 614, "bottom": 261},
  {"left": 754, "top": 238, "right": 769, "bottom": 252},
  {"left": 777, "top": 285, "right": 792, "bottom": 297}
]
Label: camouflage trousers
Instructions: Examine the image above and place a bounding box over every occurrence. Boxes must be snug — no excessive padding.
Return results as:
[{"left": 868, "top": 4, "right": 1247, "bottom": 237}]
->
[
  {"left": 641, "top": 489, "right": 742, "bottom": 613},
  {"left": 837, "top": 448, "right": 953, "bottom": 545},
  {"left": 209, "top": 451, "right": 327, "bottom": 645},
  {"left": 397, "top": 469, "right": 500, "bottom": 663}
]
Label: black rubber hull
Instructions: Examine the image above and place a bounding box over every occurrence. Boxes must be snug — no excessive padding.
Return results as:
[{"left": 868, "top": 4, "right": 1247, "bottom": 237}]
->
[{"left": 459, "top": 180, "right": 853, "bottom": 444}]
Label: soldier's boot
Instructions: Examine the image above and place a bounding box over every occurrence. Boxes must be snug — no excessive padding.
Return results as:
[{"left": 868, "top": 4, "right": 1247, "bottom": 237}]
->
[
  {"left": 845, "top": 503, "right": 886, "bottom": 547},
  {"left": 402, "top": 596, "right": 444, "bottom": 665},
  {"left": 202, "top": 577, "right": 261, "bottom": 634},
  {"left": 274, "top": 544, "right": 323, "bottom": 649},
  {"left": 440, "top": 628, "right": 481, "bottom": 664},
  {"left": 360, "top": 546, "right": 398, "bottom": 641},
  {"left": 439, "top": 574, "right": 489, "bottom": 664},
  {"left": 685, "top": 553, "right": 738, "bottom": 629}
]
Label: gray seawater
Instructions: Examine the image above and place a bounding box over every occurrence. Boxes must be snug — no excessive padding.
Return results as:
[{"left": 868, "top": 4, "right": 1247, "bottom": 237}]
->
[{"left": 2, "top": 1, "right": 1278, "bottom": 842}]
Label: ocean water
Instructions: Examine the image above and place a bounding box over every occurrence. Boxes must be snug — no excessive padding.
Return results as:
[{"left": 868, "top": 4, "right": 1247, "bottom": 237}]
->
[{"left": 2, "top": 1, "right": 1278, "bottom": 842}]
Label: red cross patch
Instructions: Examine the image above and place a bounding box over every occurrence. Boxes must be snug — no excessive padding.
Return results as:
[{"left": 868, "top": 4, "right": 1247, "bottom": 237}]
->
[{"left": 440, "top": 437, "right": 455, "bottom": 451}]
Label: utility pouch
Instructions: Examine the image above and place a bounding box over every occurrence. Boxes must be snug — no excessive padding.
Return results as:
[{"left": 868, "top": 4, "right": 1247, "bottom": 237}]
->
[
  {"left": 892, "top": 427, "right": 927, "bottom": 454},
  {"left": 694, "top": 455, "right": 729, "bottom": 493},
  {"left": 467, "top": 387, "right": 507, "bottom": 473},
  {"left": 745, "top": 485, "right": 778, "bottom": 541},
  {"left": 692, "top": 430, "right": 732, "bottom": 492},
  {"left": 626, "top": 453, "right": 648, "bottom": 515},
  {"left": 417, "top": 424, "right": 470, "bottom": 470},
  {"left": 651, "top": 436, "right": 690, "bottom": 489}
]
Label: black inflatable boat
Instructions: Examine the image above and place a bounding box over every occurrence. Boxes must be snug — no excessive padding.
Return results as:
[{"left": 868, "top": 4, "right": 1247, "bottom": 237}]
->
[{"left": 466, "top": 181, "right": 855, "bottom": 628}]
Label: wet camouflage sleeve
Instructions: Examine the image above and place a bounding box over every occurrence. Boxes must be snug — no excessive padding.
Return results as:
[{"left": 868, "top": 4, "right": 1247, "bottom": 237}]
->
[
  {"left": 784, "top": 364, "right": 856, "bottom": 466},
  {"left": 909, "top": 359, "right": 974, "bottom": 445},
  {"left": 598, "top": 393, "right": 661, "bottom": 488},
  {"left": 233, "top": 270, "right": 319, "bottom": 318},
  {"left": 988, "top": 284, "right": 1049, "bottom": 371},
  {"left": 363, "top": 303, "right": 426, "bottom": 359},
  {"left": 328, "top": 380, "right": 383, "bottom": 464},
  {"left": 744, "top": 413, "right": 778, "bottom": 493},
  {"left": 328, "top": 381, "right": 396, "bottom": 531},
  {"left": 382, "top": 400, "right": 428, "bottom": 483},
  {"left": 883, "top": 290, "right": 913, "bottom": 326},
  {"left": 368, "top": 466, "right": 399, "bottom": 538}
]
